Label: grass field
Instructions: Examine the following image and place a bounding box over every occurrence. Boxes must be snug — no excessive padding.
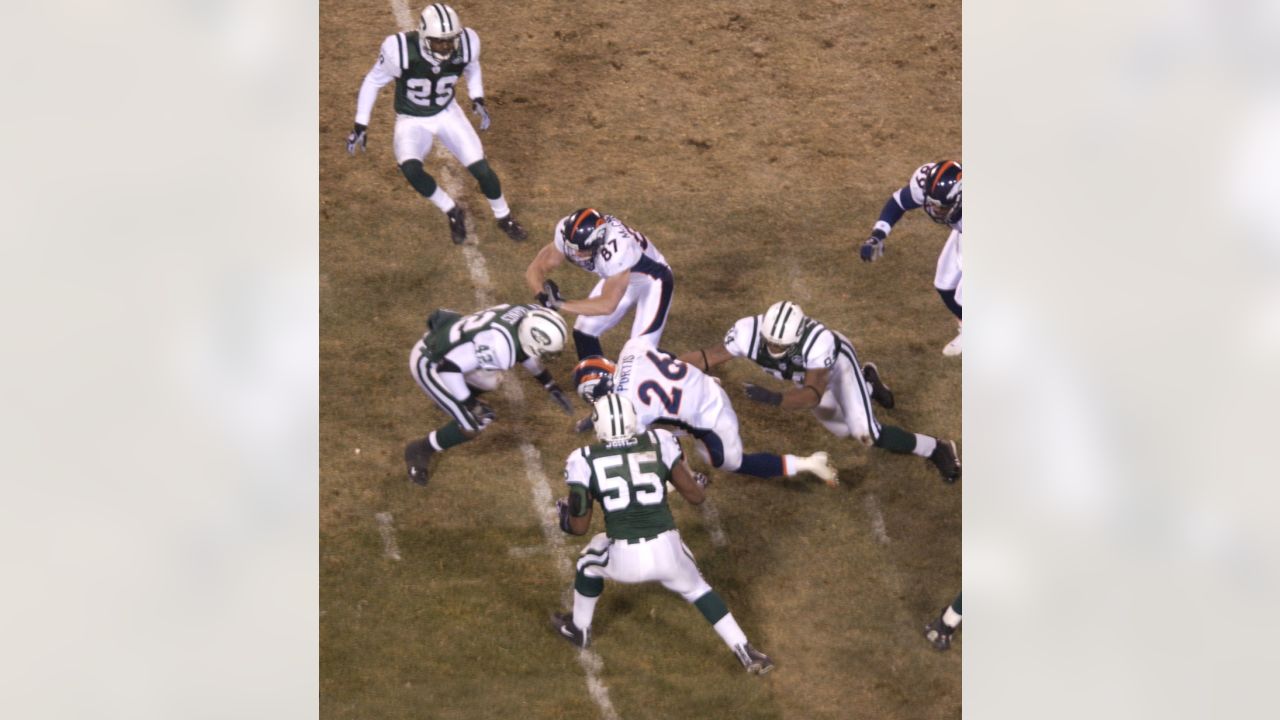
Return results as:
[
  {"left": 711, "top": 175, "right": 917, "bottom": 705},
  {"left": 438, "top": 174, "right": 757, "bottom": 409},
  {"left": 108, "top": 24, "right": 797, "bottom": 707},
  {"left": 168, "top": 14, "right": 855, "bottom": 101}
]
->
[{"left": 321, "top": 1, "right": 961, "bottom": 717}]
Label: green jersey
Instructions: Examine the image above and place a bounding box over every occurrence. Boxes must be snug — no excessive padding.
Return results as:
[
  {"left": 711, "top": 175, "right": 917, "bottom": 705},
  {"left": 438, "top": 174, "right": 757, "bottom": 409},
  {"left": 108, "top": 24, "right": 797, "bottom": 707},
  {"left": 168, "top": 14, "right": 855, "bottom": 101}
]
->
[
  {"left": 391, "top": 29, "right": 477, "bottom": 117},
  {"left": 420, "top": 304, "right": 534, "bottom": 369},
  {"left": 565, "top": 429, "right": 685, "bottom": 541}
]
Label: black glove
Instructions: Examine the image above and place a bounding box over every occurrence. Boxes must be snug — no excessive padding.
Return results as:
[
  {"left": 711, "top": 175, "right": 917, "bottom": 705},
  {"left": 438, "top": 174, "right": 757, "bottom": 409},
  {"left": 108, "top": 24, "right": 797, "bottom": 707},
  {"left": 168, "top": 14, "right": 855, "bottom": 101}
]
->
[
  {"left": 860, "top": 236, "right": 884, "bottom": 262},
  {"left": 537, "top": 279, "right": 565, "bottom": 310},
  {"left": 743, "top": 383, "right": 783, "bottom": 406},
  {"left": 546, "top": 385, "right": 574, "bottom": 414},
  {"left": 556, "top": 498, "right": 573, "bottom": 533},
  {"left": 472, "top": 98, "right": 491, "bottom": 131},
  {"left": 346, "top": 123, "right": 368, "bottom": 154},
  {"left": 466, "top": 397, "right": 496, "bottom": 428}
]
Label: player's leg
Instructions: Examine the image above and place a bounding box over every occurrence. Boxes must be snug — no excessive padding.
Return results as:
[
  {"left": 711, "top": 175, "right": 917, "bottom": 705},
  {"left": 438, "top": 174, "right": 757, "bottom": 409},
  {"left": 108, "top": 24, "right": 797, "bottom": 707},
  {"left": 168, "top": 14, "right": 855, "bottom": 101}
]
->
[
  {"left": 924, "top": 592, "right": 963, "bottom": 650},
  {"left": 656, "top": 532, "right": 773, "bottom": 674},
  {"left": 571, "top": 279, "right": 636, "bottom": 359},
  {"left": 934, "top": 229, "right": 963, "bottom": 355},
  {"left": 405, "top": 350, "right": 489, "bottom": 485},
  {"left": 394, "top": 116, "right": 466, "bottom": 244},
  {"left": 704, "top": 395, "right": 836, "bottom": 484},
  {"left": 626, "top": 267, "right": 674, "bottom": 348},
  {"left": 437, "top": 103, "right": 527, "bottom": 241},
  {"left": 554, "top": 533, "right": 612, "bottom": 648}
]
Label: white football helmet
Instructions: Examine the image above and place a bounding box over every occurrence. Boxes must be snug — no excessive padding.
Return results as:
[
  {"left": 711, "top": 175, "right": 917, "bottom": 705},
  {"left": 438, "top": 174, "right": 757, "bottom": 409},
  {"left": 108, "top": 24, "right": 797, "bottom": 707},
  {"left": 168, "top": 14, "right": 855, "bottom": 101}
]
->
[
  {"left": 419, "top": 4, "right": 462, "bottom": 61},
  {"left": 518, "top": 308, "right": 568, "bottom": 359},
  {"left": 592, "top": 393, "right": 639, "bottom": 443},
  {"left": 761, "top": 301, "right": 806, "bottom": 358}
]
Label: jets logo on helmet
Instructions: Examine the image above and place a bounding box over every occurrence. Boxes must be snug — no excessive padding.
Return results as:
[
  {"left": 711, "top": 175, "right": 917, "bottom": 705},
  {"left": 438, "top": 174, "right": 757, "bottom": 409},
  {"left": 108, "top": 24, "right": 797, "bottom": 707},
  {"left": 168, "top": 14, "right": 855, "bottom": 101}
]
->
[
  {"left": 419, "top": 4, "right": 462, "bottom": 61},
  {"left": 560, "top": 208, "right": 608, "bottom": 261},
  {"left": 922, "top": 160, "right": 962, "bottom": 225},
  {"left": 592, "top": 393, "right": 639, "bottom": 444},
  {"left": 518, "top": 308, "right": 567, "bottom": 359},
  {"left": 761, "top": 301, "right": 806, "bottom": 358},
  {"left": 573, "top": 356, "right": 617, "bottom": 403}
]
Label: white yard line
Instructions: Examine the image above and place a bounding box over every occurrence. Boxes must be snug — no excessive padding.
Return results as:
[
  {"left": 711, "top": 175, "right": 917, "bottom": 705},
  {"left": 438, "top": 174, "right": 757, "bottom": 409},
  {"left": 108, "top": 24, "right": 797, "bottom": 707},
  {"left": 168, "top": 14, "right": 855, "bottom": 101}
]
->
[
  {"left": 374, "top": 512, "right": 403, "bottom": 561},
  {"left": 863, "top": 494, "right": 891, "bottom": 545}
]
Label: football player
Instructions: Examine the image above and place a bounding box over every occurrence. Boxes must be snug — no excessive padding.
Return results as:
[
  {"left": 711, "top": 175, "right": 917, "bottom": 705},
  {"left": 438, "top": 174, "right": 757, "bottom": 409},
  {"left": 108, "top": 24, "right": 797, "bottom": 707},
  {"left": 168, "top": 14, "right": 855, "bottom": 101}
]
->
[
  {"left": 551, "top": 393, "right": 775, "bottom": 675},
  {"left": 346, "top": 4, "right": 528, "bottom": 245},
  {"left": 923, "top": 592, "right": 963, "bottom": 651},
  {"left": 678, "top": 301, "right": 961, "bottom": 483},
  {"left": 573, "top": 337, "right": 838, "bottom": 485},
  {"left": 404, "top": 304, "right": 573, "bottom": 485},
  {"left": 525, "top": 208, "right": 674, "bottom": 360},
  {"left": 859, "top": 161, "right": 963, "bottom": 356}
]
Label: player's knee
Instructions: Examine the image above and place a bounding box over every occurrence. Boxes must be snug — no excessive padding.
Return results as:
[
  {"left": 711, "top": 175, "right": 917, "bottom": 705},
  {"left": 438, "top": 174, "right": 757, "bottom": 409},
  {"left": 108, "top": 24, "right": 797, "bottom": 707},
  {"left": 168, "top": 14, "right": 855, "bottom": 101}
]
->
[
  {"left": 399, "top": 159, "right": 439, "bottom": 197},
  {"left": 466, "top": 159, "right": 502, "bottom": 199}
]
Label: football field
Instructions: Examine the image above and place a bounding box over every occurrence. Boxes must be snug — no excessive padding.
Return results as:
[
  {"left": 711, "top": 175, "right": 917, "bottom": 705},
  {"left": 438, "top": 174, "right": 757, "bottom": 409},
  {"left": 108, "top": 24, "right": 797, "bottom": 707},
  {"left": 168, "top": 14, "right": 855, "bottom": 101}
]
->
[{"left": 321, "top": 1, "right": 961, "bottom": 717}]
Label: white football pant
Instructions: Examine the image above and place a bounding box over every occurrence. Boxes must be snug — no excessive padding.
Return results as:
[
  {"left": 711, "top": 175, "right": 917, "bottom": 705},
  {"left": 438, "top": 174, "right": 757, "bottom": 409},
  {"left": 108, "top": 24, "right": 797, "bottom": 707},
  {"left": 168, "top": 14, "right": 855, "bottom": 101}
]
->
[
  {"left": 573, "top": 270, "right": 673, "bottom": 348},
  {"left": 578, "top": 530, "right": 713, "bottom": 603},
  {"left": 933, "top": 228, "right": 963, "bottom": 306},
  {"left": 393, "top": 101, "right": 485, "bottom": 166},
  {"left": 812, "top": 356, "right": 881, "bottom": 446}
]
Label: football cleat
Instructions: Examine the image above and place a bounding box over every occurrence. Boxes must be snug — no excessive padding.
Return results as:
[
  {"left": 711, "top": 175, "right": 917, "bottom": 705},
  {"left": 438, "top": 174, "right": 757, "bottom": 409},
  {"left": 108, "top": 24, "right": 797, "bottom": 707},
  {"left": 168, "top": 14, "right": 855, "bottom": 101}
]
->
[
  {"left": 797, "top": 451, "right": 839, "bottom": 487},
  {"left": 733, "top": 643, "right": 775, "bottom": 675},
  {"left": 862, "top": 362, "right": 895, "bottom": 409},
  {"left": 942, "top": 323, "right": 962, "bottom": 357},
  {"left": 497, "top": 215, "right": 528, "bottom": 242},
  {"left": 404, "top": 438, "right": 435, "bottom": 486},
  {"left": 929, "top": 439, "right": 961, "bottom": 483},
  {"left": 446, "top": 205, "right": 468, "bottom": 244},
  {"left": 551, "top": 612, "right": 590, "bottom": 649},
  {"left": 924, "top": 616, "right": 956, "bottom": 651}
]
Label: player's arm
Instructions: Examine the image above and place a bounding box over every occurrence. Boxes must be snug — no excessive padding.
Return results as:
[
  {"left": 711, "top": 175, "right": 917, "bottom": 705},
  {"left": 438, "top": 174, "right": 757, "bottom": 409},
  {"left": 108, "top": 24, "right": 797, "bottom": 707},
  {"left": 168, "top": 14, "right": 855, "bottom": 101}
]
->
[
  {"left": 561, "top": 271, "right": 629, "bottom": 316},
  {"left": 782, "top": 367, "right": 828, "bottom": 410},
  {"left": 521, "top": 356, "right": 574, "bottom": 415},
  {"left": 861, "top": 185, "right": 921, "bottom": 261},
  {"left": 460, "top": 29, "right": 490, "bottom": 130},
  {"left": 525, "top": 242, "right": 565, "bottom": 295},
  {"left": 558, "top": 452, "right": 594, "bottom": 535},
  {"left": 349, "top": 36, "right": 401, "bottom": 153},
  {"left": 670, "top": 458, "right": 706, "bottom": 506},
  {"left": 677, "top": 344, "right": 735, "bottom": 372}
]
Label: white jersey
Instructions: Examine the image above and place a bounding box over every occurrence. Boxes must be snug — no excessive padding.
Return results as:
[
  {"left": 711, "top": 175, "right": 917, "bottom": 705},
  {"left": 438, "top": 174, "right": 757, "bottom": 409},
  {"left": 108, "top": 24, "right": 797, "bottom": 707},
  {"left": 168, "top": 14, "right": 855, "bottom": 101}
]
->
[
  {"left": 612, "top": 337, "right": 726, "bottom": 431},
  {"left": 552, "top": 216, "right": 669, "bottom": 279}
]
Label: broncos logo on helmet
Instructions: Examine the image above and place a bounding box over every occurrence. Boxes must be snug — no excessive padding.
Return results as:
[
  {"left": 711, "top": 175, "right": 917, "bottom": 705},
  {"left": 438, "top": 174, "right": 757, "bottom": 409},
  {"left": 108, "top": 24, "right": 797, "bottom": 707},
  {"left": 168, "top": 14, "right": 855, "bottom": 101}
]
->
[{"left": 573, "top": 356, "right": 616, "bottom": 403}]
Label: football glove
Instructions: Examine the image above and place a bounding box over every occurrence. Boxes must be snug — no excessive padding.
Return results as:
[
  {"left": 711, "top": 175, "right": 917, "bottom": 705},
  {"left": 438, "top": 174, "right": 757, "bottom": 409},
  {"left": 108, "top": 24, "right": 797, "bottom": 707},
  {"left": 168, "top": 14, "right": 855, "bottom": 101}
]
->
[
  {"left": 546, "top": 384, "right": 574, "bottom": 415},
  {"left": 556, "top": 498, "right": 573, "bottom": 533},
  {"left": 346, "top": 123, "right": 368, "bottom": 154},
  {"left": 472, "top": 98, "right": 491, "bottom": 131},
  {"left": 466, "top": 398, "right": 496, "bottom": 428},
  {"left": 537, "top": 279, "right": 565, "bottom": 310},
  {"left": 743, "top": 383, "right": 782, "bottom": 406},
  {"left": 860, "top": 236, "right": 885, "bottom": 262},
  {"left": 693, "top": 472, "right": 711, "bottom": 490}
]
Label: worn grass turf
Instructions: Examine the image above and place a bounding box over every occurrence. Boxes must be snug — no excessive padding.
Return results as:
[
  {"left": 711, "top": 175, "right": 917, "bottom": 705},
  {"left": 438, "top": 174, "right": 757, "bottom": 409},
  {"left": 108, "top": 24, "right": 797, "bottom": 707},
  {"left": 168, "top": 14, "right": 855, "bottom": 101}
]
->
[{"left": 322, "top": 1, "right": 960, "bottom": 718}]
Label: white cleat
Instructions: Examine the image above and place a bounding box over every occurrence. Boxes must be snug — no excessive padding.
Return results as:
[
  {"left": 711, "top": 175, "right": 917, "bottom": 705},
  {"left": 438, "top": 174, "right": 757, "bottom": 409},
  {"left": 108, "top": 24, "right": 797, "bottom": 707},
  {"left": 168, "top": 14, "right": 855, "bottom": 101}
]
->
[
  {"left": 942, "top": 323, "right": 962, "bottom": 357},
  {"left": 798, "top": 451, "right": 839, "bottom": 487}
]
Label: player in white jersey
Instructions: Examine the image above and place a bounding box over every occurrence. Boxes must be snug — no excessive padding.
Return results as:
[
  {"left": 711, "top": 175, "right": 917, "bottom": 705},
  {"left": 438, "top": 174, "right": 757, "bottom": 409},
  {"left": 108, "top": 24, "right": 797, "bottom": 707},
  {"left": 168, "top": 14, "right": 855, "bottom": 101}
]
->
[
  {"left": 859, "top": 160, "right": 963, "bottom": 356},
  {"left": 572, "top": 337, "right": 838, "bottom": 484},
  {"left": 345, "top": 4, "right": 527, "bottom": 245},
  {"left": 550, "top": 394, "right": 774, "bottom": 675},
  {"left": 403, "top": 304, "right": 573, "bottom": 486},
  {"left": 525, "top": 208, "right": 675, "bottom": 360},
  {"left": 679, "top": 301, "right": 961, "bottom": 483}
]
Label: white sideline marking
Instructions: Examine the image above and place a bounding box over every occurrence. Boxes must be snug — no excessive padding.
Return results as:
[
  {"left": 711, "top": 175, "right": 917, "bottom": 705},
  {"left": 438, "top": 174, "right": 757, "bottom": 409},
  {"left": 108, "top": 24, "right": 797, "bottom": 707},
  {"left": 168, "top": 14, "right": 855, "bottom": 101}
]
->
[
  {"left": 863, "top": 494, "right": 891, "bottom": 545},
  {"left": 375, "top": 512, "right": 403, "bottom": 561},
  {"left": 367, "top": 19, "right": 620, "bottom": 706}
]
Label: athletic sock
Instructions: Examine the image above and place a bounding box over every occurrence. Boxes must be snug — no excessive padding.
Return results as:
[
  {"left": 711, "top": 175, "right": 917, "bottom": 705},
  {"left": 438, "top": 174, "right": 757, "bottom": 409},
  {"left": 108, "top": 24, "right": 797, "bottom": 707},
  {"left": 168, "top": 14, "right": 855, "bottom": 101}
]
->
[
  {"left": 874, "top": 424, "right": 917, "bottom": 454},
  {"left": 942, "top": 605, "right": 962, "bottom": 629},
  {"left": 912, "top": 434, "right": 938, "bottom": 458},
  {"left": 429, "top": 187, "right": 456, "bottom": 213},
  {"left": 488, "top": 194, "right": 511, "bottom": 219},
  {"left": 712, "top": 614, "right": 749, "bottom": 650},
  {"left": 737, "top": 453, "right": 784, "bottom": 478},
  {"left": 782, "top": 454, "right": 799, "bottom": 476},
  {"left": 428, "top": 422, "right": 469, "bottom": 451},
  {"left": 572, "top": 590, "right": 599, "bottom": 631}
]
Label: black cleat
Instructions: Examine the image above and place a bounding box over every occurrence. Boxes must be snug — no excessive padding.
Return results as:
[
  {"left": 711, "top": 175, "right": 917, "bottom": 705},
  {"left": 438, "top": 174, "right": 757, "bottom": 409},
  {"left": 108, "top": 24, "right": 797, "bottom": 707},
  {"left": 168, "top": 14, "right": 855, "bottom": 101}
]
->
[
  {"left": 551, "top": 612, "right": 590, "bottom": 649},
  {"left": 446, "top": 206, "right": 468, "bottom": 244},
  {"left": 497, "top": 215, "right": 528, "bottom": 242},
  {"left": 924, "top": 616, "right": 956, "bottom": 651},
  {"left": 404, "top": 438, "right": 435, "bottom": 486},
  {"left": 862, "top": 362, "right": 895, "bottom": 409},
  {"left": 928, "top": 439, "right": 961, "bottom": 484},
  {"left": 733, "top": 643, "right": 775, "bottom": 675}
]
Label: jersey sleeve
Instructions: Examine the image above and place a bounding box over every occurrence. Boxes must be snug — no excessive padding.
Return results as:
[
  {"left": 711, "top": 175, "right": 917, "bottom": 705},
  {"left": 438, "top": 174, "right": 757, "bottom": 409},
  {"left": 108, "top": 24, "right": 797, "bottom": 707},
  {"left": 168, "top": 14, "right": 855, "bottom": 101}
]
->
[
  {"left": 653, "top": 429, "right": 685, "bottom": 470},
  {"left": 906, "top": 163, "right": 933, "bottom": 207},
  {"left": 870, "top": 164, "right": 929, "bottom": 238},
  {"left": 355, "top": 35, "right": 402, "bottom": 125},
  {"left": 723, "top": 316, "right": 758, "bottom": 358},
  {"left": 801, "top": 328, "right": 838, "bottom": 371},
  {"left": 460, "top": 28, "right": 484, "bottom": 99},
  {"left": 564, "top": 449, "right": 591, "bottom": 488}
]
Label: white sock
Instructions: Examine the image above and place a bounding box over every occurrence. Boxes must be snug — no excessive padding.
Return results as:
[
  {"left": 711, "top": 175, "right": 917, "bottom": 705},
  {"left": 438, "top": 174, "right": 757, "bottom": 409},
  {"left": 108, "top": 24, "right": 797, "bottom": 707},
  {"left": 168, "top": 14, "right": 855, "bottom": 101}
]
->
[
  {"left": 572, "top": 590, "right": 599, "bottom": 630},
  {"left": 942, "top": 606, "right": 962, "bottom": 628},
  {"left": 488, "top": 194, "right": 510, "bottom": 219},
  {"left": 912, "top": 434, "right": 937, "bottom": 458},
  {"left": 712, "top": 613, "right": 749, "bottom": 650},
  {"left": 782, "top": 454, "right": 799, "bottom": 477},
  {"left": 429, "top": 187, "right": 456, "bottom": 212},
  {"left": 427, "top": 432, "right": 443, "bottom": 452}
]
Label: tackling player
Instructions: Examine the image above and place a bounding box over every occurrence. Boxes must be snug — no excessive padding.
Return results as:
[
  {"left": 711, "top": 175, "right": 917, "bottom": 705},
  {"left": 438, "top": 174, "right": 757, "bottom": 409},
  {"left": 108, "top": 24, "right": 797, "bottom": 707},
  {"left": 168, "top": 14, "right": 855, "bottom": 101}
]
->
[
  {"left": 525, "top": 208, "right": 674, "bottom": 360},
  {"left": 551, "top": 393, "right": 775, "bottom": 675},
  {"left": 346, "top": 4, "right": 528, "bottom": 245},
  {"left": 679, "top": 301, "right": 961, "bottom": 483}
]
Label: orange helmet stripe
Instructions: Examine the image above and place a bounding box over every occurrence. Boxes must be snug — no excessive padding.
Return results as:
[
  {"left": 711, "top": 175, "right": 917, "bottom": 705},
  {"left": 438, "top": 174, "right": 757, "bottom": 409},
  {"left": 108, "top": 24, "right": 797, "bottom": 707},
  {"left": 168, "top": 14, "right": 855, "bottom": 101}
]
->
[{"left": 568, "top": 209, "right": 600, "bottom": 245}]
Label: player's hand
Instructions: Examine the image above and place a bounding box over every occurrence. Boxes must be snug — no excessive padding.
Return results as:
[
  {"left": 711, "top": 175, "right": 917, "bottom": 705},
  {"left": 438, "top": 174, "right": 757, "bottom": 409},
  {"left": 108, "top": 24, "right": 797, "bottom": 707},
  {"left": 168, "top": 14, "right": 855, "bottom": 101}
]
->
[
  {"left": 743, "top": 383, "right": 782, "bottom": 406},
  {"left": 574, "top": 414, "right": 593, "bottom": 433},
  {"left": 472, "top": 98, "right": 491, "bottom": 131},
  {"left": 537, "top": 280, "right": 565, "bottom": 310},
  {"left": 693, "top": 472, "right": 711, "bottom": 490},
  {"left": 556, "top": 498, "right": 573, "bottom": 533},
  {"left": 860, "top": 236, "right": 884, "bottom": 262},
  {"left": 346, "top": 123, "right": 368, "bottom": 154},
  {"left": 466, "top": 397, "right": 496, "bottom": 428},
  {"left": 546, "top": 384, "right": 574, "bottom": 415}
]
